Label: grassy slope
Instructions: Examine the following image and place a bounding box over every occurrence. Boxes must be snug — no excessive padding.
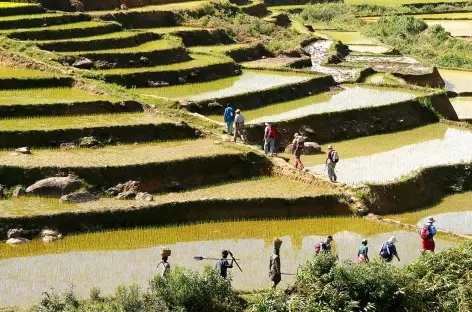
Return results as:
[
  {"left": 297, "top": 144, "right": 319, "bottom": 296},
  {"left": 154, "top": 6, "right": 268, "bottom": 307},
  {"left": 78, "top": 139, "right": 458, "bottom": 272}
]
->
[
  {"left": 12, "top": 21, "right": 112, "bottom": 32},
  {"left": 89, "top": 0, "right": 208, "bottom": 15},
  {"left": 66, "top": 39, "right": 180, "bottom": 55},
  {"left": 0, "top": 112, "right": 169, "bottom": 131},
  {"left": 0, "top": 139, "right": 241, "bottom": 168},
  {"left": 35, "top": 30, "right": 142, "bottom": 43},
  {"left": 0, "top": 88, "right": 120, "bottom": 105},
  {"left": 0, "top": 67, "right": 57, "bottom": 78},
  {"left": 344, "top": 0, "right": 469, "bottom": 4}
]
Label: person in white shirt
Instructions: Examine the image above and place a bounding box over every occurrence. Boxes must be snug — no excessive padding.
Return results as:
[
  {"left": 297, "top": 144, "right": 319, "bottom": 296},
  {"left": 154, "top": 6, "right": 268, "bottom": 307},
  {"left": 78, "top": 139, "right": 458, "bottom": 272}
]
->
[{"left": 233, "top": 109, "right": 247, "bottom": 143}]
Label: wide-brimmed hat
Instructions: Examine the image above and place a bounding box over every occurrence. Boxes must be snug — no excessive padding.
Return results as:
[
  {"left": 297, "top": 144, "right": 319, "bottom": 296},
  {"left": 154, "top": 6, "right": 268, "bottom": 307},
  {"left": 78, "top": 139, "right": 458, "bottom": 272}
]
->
[
  {"left": 328, "top": 145, "right": 333, "bottom": 149},
  {"left": 222, "top": 250, "right": 229, "bottom": 256},
  {"left": 326, "top": 235, "right": 333, "bottom": 241},
  {"left": 235, "top": 109, "right": 241, "bottom": 113},
  {"left": 387, "top": 236, "right": 398, "bottom": 243},
  {"left": 160, "top": 247, "right": 171, "bottom": 257},
  {"left": 427, "top": 216, "right": 436, "bottom": 223}
]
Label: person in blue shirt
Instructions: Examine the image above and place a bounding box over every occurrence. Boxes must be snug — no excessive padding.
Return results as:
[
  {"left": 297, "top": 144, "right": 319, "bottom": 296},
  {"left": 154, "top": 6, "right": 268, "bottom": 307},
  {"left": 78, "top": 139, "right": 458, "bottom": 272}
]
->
[
  {"left": 216, "top": 250, "right": 234, "bottom": 279},
  {"left": 358, "top": 239, "right": 369, "bottom": 264},
  {"left": 379, "top": 236, "right": 400, "bottom": 263},
  {"left": 223, "top": 104, "right": 235, "bottom": 135}
]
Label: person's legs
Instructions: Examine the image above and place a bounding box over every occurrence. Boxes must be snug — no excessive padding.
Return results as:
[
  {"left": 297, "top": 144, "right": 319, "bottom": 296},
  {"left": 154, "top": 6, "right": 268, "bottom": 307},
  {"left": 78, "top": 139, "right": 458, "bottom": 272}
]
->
[
  {"left": 269, "top": 137, "right": 275, "bottom": 156},
  {"left": 233, "top": 126, "right": 239, "bottom": 142},
  {"left": 240, "top": 125, "right": 247, "bottom": 143},
  {"left": 264, "top": 137, "right": 269, "bottom": 154},
  {"left": 327, "top": 163, "right": 336, "bottom": 181},
  {"left": 227, "top": 121, "right": 233, "bottom": 134}
]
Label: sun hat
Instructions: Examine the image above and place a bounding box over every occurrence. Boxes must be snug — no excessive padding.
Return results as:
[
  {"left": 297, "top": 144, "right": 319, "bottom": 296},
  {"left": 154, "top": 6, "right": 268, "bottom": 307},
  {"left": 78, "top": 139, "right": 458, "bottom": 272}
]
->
[
  {"left": 235, "top": 109, "right": 241, "bottom": 113},
  {"left": 387, "top": 236, "right": 397, "bottom": 244},
  {"left": 362, "top": 239, "right": 368, "bottom": 244},
  {"left": 160, "top": 247, "right": 171, "bottom": 257},
  {"left": 222, "top": 250, "right": 229, "bottom": 256},
  {"left": 427, "top": 216, "right": 436, "bottom": 223},
  {"left": 327, "top": 235, "right": 333, "bottom": 241},
  {"left": 328, "top": 145, "right": 333, "bottom": 149},
  {"left": 294, "top": 133, "right": 299, "bottom": 138}
]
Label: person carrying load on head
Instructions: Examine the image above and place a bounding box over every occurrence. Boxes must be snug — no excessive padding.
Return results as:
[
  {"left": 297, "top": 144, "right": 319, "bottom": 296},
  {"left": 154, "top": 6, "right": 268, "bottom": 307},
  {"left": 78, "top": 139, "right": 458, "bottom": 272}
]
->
[
  {"left": 291, "top": 133, "right": 305, "bottom": 169},
  {"left": 357, "top": 239, "right": 369, "bottom": 264},
  {"left": 269, "top": 237, "right": 282, "bottom": 289},
  {"left": 224, "top": 103, "right": 235, "bottom": 135},
  {"left": 326, "top": 145, "right": 339, "bottom": 182},
  {"left": 264, "top": 122, "right": 277, "bottom": 157},
  {"left": 157, "top": 247, "right": 171, "bottom": 278},
  {"left": 216, "top": 250, "right": 234, "bottom": 279},
  {"left": 233, "top": 109, "right": 247, "bottom": 143},
  {"left": 315, "top": 235, "right": 333, "bottom": 256},
  {"left": 419, "top": 216, "right": 437, "bottom": 253},
  {"left": 379, "top": 236, "right": 400, "bottom": 263}
]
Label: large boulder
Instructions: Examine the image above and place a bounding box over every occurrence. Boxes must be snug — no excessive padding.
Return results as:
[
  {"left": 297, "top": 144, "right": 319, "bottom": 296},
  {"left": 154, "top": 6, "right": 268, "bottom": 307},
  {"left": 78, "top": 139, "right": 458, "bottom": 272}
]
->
[
  {"left": 15, "top": 147, "right": 32, "bottom": 155},
  {"left": 116, "top": 191, "right": 136, "bottom": 200},
  {"left": 60, "top": 192, "right": 99, "bottom": 203},
  {"left": 106, "top": 180, "right": 140, "bottom": 196},
  {"left": 78, "top": 136, "right": 103, "bottom": 148},
  {"left": 7, "top": 228, "right": 24, "bottom": 239},
  {"left": 135, "top": 192, "right": 153, "bottom": 201},
  {"left": 72, "top": 57, "right": 92, "bottom": 69},
  {"left": 41, "top": 229, "right": 62, "bottom": 243},
  {"left": 6, "top": 237, "right": 29, "bottom": 245},
  {"left": 26, "top": 175, "right": 83, "bottom": 197}
]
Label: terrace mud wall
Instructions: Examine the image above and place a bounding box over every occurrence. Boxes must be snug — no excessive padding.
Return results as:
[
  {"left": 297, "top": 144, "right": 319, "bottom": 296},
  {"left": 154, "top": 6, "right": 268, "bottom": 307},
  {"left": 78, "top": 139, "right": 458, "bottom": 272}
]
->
[
  {"left": 0, "top": 195, "right": 349, "bottom": 238},
  {"left": 365, "top": 163, "right": 472, "bottom": 215},
  {"left": 392, "top": 67, "right": 445, "bottom": 89},
  {"left": 0, "top": 152, "right": 271, "bottom": 192},
  {"left": 245, "top": 93, "right": 456, "bottom": 148}
]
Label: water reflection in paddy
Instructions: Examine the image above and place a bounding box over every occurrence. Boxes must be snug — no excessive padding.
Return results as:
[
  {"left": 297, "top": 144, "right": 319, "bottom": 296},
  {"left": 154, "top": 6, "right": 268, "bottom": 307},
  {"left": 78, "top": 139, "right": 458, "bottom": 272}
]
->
[
  {"left": 418, "top": 211, "right": 472, "bottom": 235},
  {"left": 426, "top": 20, "right": 472, "bottom": 37},
  {"left": 439, "top": 68, "right": 472, "bottom": 93},
  {"left": 0, "top": 221, "right": 455, "bottom": 307}
]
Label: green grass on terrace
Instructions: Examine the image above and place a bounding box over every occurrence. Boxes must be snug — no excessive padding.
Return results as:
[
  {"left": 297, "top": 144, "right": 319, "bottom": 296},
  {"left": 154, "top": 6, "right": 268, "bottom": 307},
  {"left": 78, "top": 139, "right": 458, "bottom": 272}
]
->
[
  {"left": 89, "top": 0, "right": 208, "bottom": 15},
  {"left": 386, "top": 191, "right": 472, "bottom": 225},
  {"left": 0, "top": 139, "right": 241, "bottom": 169},
  {"left": 0, "top": 112, "right": 169, "bottom": 131},
  {"left": 0, "top": 2, "right": 38, "bottom": 8},
  {"left": 0, "top": 88, "right": 120, "bottom": 105},
  {"left": 35, "top": 30, "right": 142, "bottom": 44},
  {"left": 94, "top": 53, "right": 231, "bottom": 74},
  {"left": 280, "top": 123, "right": 462, "bottom": 167},
  {"left": 344, "top": 0, "right": 469, "bottom": 4},
  {"left": 143, "top": 26, "right": 203, "bottom": 35},
  {"left": 0, "top": 12, "right": 64, "bottom": 22},
  {"left": 11, "top": 21, "right": 116, "bottom": 32},
  {"left": 65, "top": 39, "right": 180, "bottom": 55},
  {"left": 0, "top": 67, "right": 57, "bottom": 78},
  {"left": 413, "top": 12, "right": 472, "bottom": 20},
  {"left": 189, "top": 43, "right": 251, "bottom": 54}
]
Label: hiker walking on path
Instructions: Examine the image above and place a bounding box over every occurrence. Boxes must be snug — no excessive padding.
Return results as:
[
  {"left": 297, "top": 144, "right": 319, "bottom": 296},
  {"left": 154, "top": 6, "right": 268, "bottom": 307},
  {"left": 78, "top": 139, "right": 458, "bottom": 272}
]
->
[
  {"left": 379, "top": 236, "right": 400, "bottom": 263},
  {"left": 269, "top": 238, "right": 282, "bottom": 289},
  {"left": 291, "top": 133, "right": 305, "bottom": 169},
  {"left": 264, "top": 122, "right": 277, "bottom": 156},
  {"left": 357, "top": 239, "right": 369, "bottom": 264},
  {"left": 315, "top": 235, "right": 333, "bottom": 255},
  {"left": 326, "top": 145, "right": 339, "bottom": 182},
  {"left": 224, "top": 103, "right": 235, "bottom": 135},
  {"left": 233, "top": 109, "right": 247, "bottom": 143},
  {"left": 157, "top": 247, "right": 171, "bottom": 278},
  {"left": 216, "top": 250, "right": 234, "bottom": 279},
  {"left": 420, "top": 217, "right": 437, "bottom": 253}
]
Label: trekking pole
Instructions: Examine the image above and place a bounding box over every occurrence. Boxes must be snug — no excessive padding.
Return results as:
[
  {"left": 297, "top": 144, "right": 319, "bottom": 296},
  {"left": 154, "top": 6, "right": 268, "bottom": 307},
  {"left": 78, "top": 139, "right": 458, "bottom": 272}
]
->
[
  {"left": 229, "top": 250, "right": 243, "bottom": 272},
  {"left": 193, "top": 256, "right": 241, "bottom": 261}
]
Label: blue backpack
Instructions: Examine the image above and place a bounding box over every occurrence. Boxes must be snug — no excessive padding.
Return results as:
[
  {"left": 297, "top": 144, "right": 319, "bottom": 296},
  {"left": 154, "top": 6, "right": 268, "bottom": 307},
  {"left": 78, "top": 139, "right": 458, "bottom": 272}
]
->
[{"left": 379, "top": 243, "right": 390, "bottom": 259}]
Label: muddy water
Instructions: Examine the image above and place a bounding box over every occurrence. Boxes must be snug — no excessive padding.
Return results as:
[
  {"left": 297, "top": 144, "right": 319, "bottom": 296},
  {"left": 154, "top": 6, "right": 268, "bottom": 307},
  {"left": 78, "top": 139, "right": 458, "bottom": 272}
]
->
[
  {"left": 248, "top": 85, "right": 419, "bottom": 124},
  {"left": 348, "top": 44, "right": 391, "bottom": 54},
  {"left": 418, "top": 212, "right": 472, "bottom": 235},
  {"left": 0, "top": 229, "right": 454, "bottom": 307},
  {"left": 450, "top": 97, "right": 472, "bottom": 119},
  {"left": 304, "top": 40, "right": 358, "bottom": 82},
  {"left": 439, "top": 68, "right": 472, "bottom": 93}
]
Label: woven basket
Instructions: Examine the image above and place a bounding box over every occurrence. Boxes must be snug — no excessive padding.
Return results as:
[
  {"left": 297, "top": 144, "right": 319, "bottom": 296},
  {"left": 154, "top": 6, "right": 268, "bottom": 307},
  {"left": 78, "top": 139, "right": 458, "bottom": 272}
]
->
[
  {"left": 160, "top": 247, "right": 171, "bottom": 257},
  {"left": 273, "top": 237, "right": 283, "bottom": 248}
]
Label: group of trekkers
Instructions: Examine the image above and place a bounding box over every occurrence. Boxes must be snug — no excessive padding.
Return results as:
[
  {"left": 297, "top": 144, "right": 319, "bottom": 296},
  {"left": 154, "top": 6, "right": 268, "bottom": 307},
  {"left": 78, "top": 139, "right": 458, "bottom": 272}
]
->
[
  {"left": 223, "top": 104, "right": 340, "bottom": 182},
  {"left": 155, "top": 217, "right": 437, "bottom": 288}
]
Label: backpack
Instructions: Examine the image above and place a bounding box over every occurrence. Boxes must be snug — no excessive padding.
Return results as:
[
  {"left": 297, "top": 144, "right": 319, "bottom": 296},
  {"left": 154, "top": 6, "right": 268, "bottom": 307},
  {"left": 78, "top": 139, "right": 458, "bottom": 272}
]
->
[
  {"left": 379, "top": 243, "right": 390, "bottom": 259},
  {"left": 420, "top": 224, "right": 432, "bottom": 240},
  {"left": 315, "top": 242, "right": 327, "bottom": 255},
  {"left": 267, "top": 126, "right": 276, "bottom": 138},
  {"left": 330, "top": 150, "right": 339, "bottom": 163},
  {"left": 296, "top": 136, "right": 305, "bottom": 149}
]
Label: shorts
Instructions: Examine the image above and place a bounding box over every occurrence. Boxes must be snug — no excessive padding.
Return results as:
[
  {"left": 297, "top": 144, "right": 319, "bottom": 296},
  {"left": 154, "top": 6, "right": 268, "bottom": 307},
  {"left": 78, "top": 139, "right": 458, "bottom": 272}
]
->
[{"left": 422, "top": 240, "right": 435, "bottom": 252}]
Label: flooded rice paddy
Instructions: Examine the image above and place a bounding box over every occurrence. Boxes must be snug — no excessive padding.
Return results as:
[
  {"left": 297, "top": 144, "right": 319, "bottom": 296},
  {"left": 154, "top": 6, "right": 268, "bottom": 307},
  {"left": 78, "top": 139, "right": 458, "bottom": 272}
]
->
[
  {"left": 426, "top": 20, "right": 472, "bottom": 37},
  {"left": 348, "top": 44, "right": 392, "bottom": 54},
  {"left": 136, "top": 70, "right": 311, "bottom": 101},
  {"left": 450, "top": 97, "right": 472, "bottom": 119},
  {"left": 439, "top": 68, "right": 472, "bottom": 93},
  {"left": 248, "top": 85, "right": 420, "bottom": 124},
  {"left": 418, "top": 212, "right": 472, "bottom": 234},
  {"left": 0, "top": 217, "right": 456, "bottom": 307},
  {"left": 318, "top": 31, "right": 379, "bottom": 45},
  {"left": 365, "top": 73, "right": 405, "bottom": 85},
  {"left": 308, "top": 128, "right": 472, "bottom": 185}
]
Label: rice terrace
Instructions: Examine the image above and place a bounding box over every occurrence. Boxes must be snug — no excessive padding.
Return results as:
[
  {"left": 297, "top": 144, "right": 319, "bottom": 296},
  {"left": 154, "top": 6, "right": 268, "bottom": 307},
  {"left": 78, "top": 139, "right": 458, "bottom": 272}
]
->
[{"left": 0, "top": 0, "right": 471, "bottom": 310}]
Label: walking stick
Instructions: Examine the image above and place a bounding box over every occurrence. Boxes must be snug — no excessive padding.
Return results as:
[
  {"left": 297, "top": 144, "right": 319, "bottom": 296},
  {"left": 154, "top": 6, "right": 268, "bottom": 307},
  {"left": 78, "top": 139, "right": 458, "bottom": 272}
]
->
[
  {"left": 229, "top": 250, "right": 243, "bottom": 272},
  {"left": 193, "top": 256, "right": 241, "bottom": 261}
]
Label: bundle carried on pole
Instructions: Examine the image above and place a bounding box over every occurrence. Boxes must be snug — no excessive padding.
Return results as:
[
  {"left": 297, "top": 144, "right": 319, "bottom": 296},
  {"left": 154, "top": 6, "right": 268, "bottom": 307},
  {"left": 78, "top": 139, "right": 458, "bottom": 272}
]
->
[
  {"left": 228, "top": 250, "right": 243, "bottom": 272},
  {"left": 273, "top": 237, "right": 283, "bottom": 249},
  {"left": 193, "top": 256, "right": 241, "bottom": 261},
  {"left": 160, "top": 247, "right": 171, "bottom": 257}
]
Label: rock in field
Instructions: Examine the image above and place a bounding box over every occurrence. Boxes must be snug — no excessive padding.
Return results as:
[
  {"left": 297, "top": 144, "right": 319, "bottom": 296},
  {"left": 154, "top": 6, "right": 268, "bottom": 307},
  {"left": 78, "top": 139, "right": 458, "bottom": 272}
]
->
[
  {"left": 15, "top": 147, "right": 32, "bottom": 155},
  {"left": 42, "top": 235, "right": 59, "bottom": 243},
  {"left": 41, "top": 229, "right": 62, "bottom": 243},
  {"left": 78, "top": 136, "right": 104, "bottom": 148},
  {"left": 12, "top": 186, "right": 26, "bottom": 198},
  {"left": 135, "top": 192, "right": 153, "bottom": 201},
  {"left": 60, "top": 192, "right": 99, "bottom": 203},
  {"left": 6, "top": 237, "right": 30, "bottom": 245},
  {"left": 7, "top": 228, "right": 24, "bottom": 239},
  {"left": 72, "top": 57, "right": 93, "bottom": 69},
  {"left": 116, "top": 191, "right": 137, "bottom": 200},
  {"left": 26, "top": 175, "right": 83, "bottom": 197}
]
